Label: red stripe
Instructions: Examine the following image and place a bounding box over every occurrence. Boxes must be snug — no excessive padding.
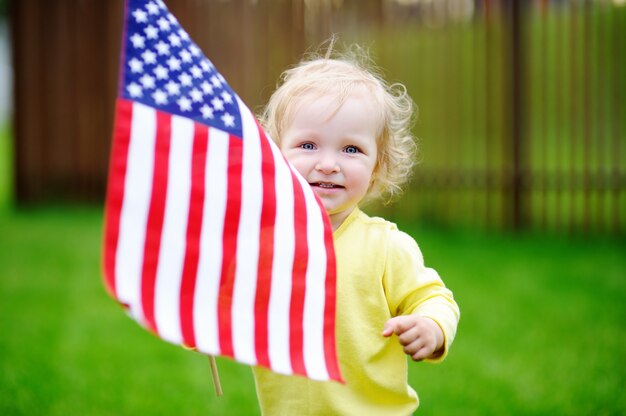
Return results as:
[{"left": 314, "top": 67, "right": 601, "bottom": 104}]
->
[
  {"left": 140, "top": 111, "right": 171, "bottom": 334},
  {"left": 103, "top": 99, "right": 133, "bottom": 299},
  {"left": 217, "top": 135, "right": 244, "bottom": 357},
  {"left": 254, "top": 125, "right": 276, "bottom": 369},
  {"left": 179, "top": 123, "right": 209, "bottom": 349},
  {"left": 319, "top": 201, "right": 343, "bottom": 382},
  {"left": 289, "top": 175, "right": 308, "bottom": 376}
]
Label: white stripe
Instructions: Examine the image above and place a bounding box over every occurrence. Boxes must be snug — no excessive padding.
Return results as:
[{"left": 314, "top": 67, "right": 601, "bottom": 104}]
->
[
  {"left": 266, "top": 140, "right": 295, "bottom": 375},
  {"left": 153, "top": 115, "right": 194, "bottom": 344},
  {"left": 115, "top": 102, "right": 155, "bottom": 323},
  {"left": 299, "top": 176, "right": 330, "bottom": 380},
  {"left": 232, "top": 101, "right": 262, "bottom": 365},
  {"left": 194, "top": 127, "right": 229, "bottom": 355}
]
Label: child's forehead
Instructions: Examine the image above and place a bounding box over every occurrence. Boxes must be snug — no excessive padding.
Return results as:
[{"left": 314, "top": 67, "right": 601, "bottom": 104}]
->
[
  {"left": 290, "top": 89, "right": 377, "bottom": 124},
  {"left": 291, "top": 85, "right": 379, "bottom": 115},
  {"left": 284, "top": 88, "right": 384, "bottom": 141}
]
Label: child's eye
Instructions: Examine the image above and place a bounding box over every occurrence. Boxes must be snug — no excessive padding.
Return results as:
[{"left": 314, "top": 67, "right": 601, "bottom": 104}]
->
[
  {"left": 300, "top": 142, "right": 316, "bottom": 150},
  {"left": 344, "top": 145, "right": 360, "bottom": 154}
]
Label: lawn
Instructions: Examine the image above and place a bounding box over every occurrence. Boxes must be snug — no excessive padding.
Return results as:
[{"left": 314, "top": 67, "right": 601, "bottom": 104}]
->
[{"left": 0, "top": 206, "right": 624, "bottom": 415}]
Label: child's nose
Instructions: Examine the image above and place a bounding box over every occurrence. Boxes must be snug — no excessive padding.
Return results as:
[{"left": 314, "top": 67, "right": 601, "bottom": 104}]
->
[{"left": 315, "top": 154, "right": 340, "bottom": 174}]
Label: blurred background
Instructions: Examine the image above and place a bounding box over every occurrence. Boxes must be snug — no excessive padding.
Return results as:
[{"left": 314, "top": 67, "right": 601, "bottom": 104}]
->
[
  {"left": 4, "top": 0, "right": 626, "bottom": 233},
  {"left": 1, "top": 0, "right": 625, "bottom": 415}
]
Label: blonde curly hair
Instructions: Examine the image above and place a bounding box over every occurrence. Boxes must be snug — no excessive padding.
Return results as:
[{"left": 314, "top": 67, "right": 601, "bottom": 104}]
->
[{"left": 259, "top": 44, "right": 417, "bottom": 204}]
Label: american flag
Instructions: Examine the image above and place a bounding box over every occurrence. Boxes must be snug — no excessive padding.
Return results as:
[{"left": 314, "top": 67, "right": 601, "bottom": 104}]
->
[{"left": 103, "top": 0, "right": 342, "bottom": 382}]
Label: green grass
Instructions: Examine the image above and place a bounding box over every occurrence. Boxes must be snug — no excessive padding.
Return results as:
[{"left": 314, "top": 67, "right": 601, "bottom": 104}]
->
[
  {"left": 1, "top": 206, "right": 624, "bottom": 415},
  {"left": 402, "top": 222, "right": 626, "bottom": 415},
  {"left": 0, "top": 207, "right": 258, "bottom": 415}
]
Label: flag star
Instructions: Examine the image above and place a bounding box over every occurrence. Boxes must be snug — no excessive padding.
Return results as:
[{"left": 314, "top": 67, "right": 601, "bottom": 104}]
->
[
  {"left": 146, "top": 2, "right": 160, "bottom": 14},
  {"left": 221, "top": 113, "right": 235, "bottom": 127},
  {"left": 217, "top": 73, "right": 226, "bottom": 83},
  {"left": 179, "top": 49, "right": 193, "bottom": 63},
  {"left": 221, "top": 91, "right": 233, "bottom": 104},
  {"left": 144, "top": 25, "right": 159, "bottom": 39},
  {"left": 128, "top": 58, "right": 144, "bottom": 73},
  {"left": 167, "top": 14, "right": 178, "bottom": 24},
  {"left": 179, "top": 72, "right": 192, "bottom": 87},
  {"left": 166, "top": 56, "right": 181, "bottom": 71},
  {"left": 177, "top": 96, "right": 192, "bottom": 111},
  {"left": 165, "top": 80, "right": 181, "bottom": 95},
  {"left": 155, "top": 0, "right": 166, "bottom": 8},
  {"left": 155, "top": 41, "right": 170, "bottom": 55},
  {"left": 157, "top": 17, "right": 171, "bottom": 31},
  {"left": 200, "top": 81, "right": 214, "bottom": 95},
  {"left": 200, "top": 104, "right": 214, "bottom": 119},
  {"left": 200, "top": 60, "right": 212, "bottom": 72},
  {"left": 142, "top": 49, "right": 157, "bottom": 64},
  {"left": 154, "top": 65, "right": 169, "bottom": 80},
  {"left": 130, "top": 33, "right": 145, "bottom": 48},
  {"left": 190, "top": 88, "right": 203, "bottom": 102},
  {"left": 189, "top": 45, "right": 201, "bottom": 57},
  {"left": 168, "top": 34, "right": 181, "bottom": 47},
  {"left": 152, "top": 89, "right": 168, "bottom": 104},
  {"left": 211, "top": 97, "right": 224, "bottom": 111},
  {"left": 178, "top": 29, "right": 189, "bottom": 41},
  {"left": 210, "top": 75, "right": 222, "bottom": 88},
  {"left": 139, "top": 74, "right": 156, "bottom": 89},
  {"left": 127, "top": 82, "right": 143, "bottom": 98},
  {"left": 190, "top": 65, "right": 203, "bottom": 78},
  {"left": 132, "top": 9, "right": 148, "bottom": 23}
]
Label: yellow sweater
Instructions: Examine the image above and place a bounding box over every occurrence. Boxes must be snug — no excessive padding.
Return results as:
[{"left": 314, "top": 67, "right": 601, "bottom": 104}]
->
[{"left": 253, "top": 208, "right": 460, "bottom": 415}]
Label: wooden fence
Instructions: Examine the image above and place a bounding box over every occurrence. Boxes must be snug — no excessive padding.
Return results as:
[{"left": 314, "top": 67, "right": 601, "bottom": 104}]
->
[
  {"left": 10, "top": 0, "right": 626, "bottom": 233},
  {"left": 370, "top": 1, "right": 626, "bottom": 234}
]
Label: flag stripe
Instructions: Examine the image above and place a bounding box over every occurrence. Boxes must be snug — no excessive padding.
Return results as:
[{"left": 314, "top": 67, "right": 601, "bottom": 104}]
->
[
  {"left": 116, "top": 102, "right": 156, "bottom": 322},
  {"left": 180, "top": 123, "right": 209, "bottom": 349},
  {"left": 267, "top": 144, "right": 295, "bottom": 375},
  {"left": 289, "top": 173, "right": 309, "bottom": 376},
  {"left": 193, "top": 128, "right": 230, "bottom": 355},
  {"left": 254, "top": 125, "right": 277, "bottom": 370},
  {"left": 232, "top": 100, "right": 263, "bottom": 365},
  {"left": 217, "top": 137, "right": 244, "bottom": 357},
  {"left": 154, "top": 115, "right": 195, "bottom": 344},
  {"left": 140, "top": 111, "right": 172, "bottom": 333},
  {"left": 103, "top": 99, "right": 133, "bottom": 298},
  {"left": 322, "top": 208, "right": 341, "bottom": 381},
  {"left": 301, "top": 178, "right": 330, "bottom": 380}
]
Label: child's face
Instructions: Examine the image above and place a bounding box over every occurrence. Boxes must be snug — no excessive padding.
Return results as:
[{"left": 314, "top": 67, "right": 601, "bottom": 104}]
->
[{"left": 280, "top": 92, "right": 379, "bottom": 230}]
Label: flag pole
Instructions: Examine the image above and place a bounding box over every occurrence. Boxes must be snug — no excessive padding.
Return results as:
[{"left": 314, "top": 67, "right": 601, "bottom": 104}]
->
[{"left": 209, "top": 356, "right": 223, "bottom": 396}]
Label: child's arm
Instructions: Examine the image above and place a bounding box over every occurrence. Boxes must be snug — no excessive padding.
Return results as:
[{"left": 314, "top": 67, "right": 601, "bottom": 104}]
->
[
  {"left": 382, "top": 315, "right": 444, "bottom": 361},
  {"left": 383, "top": 230, "right": 460, "bottom": 362}
]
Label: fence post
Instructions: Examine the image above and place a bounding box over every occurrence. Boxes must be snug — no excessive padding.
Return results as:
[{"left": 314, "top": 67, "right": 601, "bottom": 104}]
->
[{"left": 508, "top": 0, "right": 525, "bottom": 230}]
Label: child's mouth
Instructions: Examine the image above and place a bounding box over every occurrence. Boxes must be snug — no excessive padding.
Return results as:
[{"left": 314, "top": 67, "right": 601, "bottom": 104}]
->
[{"left": 310, "top": 182, "right": 343, "bottom": 189}]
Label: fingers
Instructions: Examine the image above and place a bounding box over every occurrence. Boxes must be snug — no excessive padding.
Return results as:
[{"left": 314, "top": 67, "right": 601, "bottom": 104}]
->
[
  {"left": 381, "top": 316, "right": 415, "bottom": 337},
  {"left": 382, "top": 316, "right": 439, "bottom": 361},
  {"left": 381, "top": 326, "right": 394, "bottom": 337},
  {"left": 402, "top": 336, "right": 437, "bottom": 361}
]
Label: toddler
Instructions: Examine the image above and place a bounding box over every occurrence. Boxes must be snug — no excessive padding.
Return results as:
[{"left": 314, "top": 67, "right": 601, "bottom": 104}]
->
[{"left": 253, "top": 45, "right": 460, "bottom": 415}]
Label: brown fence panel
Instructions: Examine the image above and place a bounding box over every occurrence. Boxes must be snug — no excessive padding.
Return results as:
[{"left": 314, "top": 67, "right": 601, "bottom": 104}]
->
[{"left": 11, "top": 0, "right": 123, "bottom": 203}]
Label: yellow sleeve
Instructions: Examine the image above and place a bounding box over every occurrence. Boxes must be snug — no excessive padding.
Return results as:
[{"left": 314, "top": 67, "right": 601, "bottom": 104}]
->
[{"left": 383, "top": 230, "right": 460, "bottom": 362}]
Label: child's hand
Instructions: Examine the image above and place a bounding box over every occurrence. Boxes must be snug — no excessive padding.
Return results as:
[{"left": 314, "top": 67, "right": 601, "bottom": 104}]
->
[{"left": 382, "top": 315, "right": 444, "bottom": 361}]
